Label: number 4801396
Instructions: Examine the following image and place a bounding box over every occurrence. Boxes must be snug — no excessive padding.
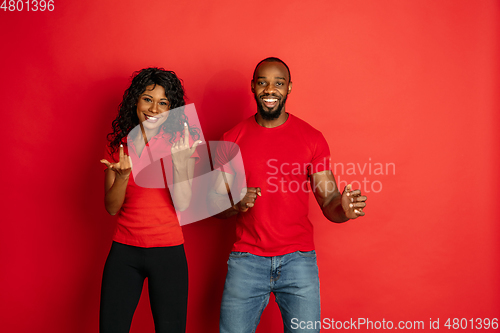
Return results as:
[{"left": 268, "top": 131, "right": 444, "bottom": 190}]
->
[{"left": 1, "top": 0, "right": 55, "bottom": 11}]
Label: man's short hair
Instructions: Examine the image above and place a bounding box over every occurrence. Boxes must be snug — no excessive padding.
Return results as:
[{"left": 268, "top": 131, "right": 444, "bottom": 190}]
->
[{"left": 252, "top": 57, "right": 291, "bottom": 82}]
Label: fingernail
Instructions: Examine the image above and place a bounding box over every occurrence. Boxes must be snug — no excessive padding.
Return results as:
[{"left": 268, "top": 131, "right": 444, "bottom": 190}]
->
[
  {"left": 120, "top": 144, "right": 123, "bottom": 147},
  {"left": 257, "top": 192, "right": 262, "bottom": 196},
  {"left": 349, "top": 204, "right": 353, "bottom": 208},
  {"left": 184, "top": 122, "right": 187, "bottom": 126}
]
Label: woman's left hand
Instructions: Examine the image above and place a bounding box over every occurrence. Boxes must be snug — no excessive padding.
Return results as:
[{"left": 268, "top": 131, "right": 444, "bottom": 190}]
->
[{"left": 171, "top": 122, "right": 202, "bottom": 167}]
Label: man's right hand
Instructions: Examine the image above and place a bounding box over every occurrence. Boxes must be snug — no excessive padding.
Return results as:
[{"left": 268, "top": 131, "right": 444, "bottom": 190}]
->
[{"left": 234, "top": 187, "right": 261, "bottom": 213}]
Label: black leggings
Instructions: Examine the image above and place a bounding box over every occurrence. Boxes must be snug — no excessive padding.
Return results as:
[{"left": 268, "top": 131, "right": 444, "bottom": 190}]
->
[{"left": 99, "top": 242, "right": 188, "bottom": 333}]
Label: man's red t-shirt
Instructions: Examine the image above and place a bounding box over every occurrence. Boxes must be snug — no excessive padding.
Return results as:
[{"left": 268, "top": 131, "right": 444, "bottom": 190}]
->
[{"left": 214, "top": 114, "right": 331, "bottom": 256}]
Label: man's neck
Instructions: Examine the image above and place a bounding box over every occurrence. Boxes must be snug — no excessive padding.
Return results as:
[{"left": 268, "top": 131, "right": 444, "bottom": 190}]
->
[{"left": 255, "top": 111, "right": 289, "bottom": 128}]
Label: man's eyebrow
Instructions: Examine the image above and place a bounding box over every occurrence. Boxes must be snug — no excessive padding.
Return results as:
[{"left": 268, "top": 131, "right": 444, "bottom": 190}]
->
[{"left": 257, "top": 76, "right": 286, "bottom": 80}]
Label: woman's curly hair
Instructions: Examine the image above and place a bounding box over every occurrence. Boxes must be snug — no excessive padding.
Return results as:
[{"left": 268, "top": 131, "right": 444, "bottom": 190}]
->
[{"left": 107, "top": 67, "right": 200, "bottom": 155}]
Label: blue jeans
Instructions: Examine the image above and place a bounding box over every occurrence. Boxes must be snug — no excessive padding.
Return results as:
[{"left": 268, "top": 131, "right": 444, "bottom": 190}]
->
[{"left": 220, "top": 251, "right": 320, "bottom": 333}]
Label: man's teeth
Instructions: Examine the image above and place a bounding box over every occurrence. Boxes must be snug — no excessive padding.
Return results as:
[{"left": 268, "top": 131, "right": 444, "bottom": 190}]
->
[{"left": 263, "top": 98, "right": 277, "bottom": 102}]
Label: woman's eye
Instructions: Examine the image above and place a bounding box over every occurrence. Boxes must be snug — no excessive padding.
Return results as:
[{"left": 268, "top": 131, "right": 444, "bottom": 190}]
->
[
  {"left": 143, "top": 97, "right": 152, "bottom": 102},
  {"left": 160, "top": 102, "right": 168, "bottom": 106}
]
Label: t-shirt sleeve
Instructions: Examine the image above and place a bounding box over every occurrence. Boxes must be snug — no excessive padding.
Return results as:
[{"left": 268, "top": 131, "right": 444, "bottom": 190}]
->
[
  {"left": 211, "top": 134, "right": 238, "bottom": 175},
  {"left": 309, "top": 132, "right": 331, "bottom": 175}
]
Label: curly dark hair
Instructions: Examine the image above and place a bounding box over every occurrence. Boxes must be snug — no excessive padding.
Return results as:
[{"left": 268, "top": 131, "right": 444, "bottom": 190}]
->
[{"left": 107, "top": 67, "right": 200, "bottom": 155}]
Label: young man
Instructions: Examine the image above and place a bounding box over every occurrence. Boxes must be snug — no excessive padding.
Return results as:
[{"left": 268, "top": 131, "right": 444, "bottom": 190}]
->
[{"left": 209, "top": 57, "right": 367, "bottom": 333}]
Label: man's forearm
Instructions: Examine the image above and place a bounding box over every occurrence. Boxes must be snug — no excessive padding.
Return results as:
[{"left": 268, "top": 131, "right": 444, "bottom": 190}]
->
[
  {"left": 322, "top": 194, "right": 349, "bottom": 223},
  {"left": 207, "top": 190, "right": 240, "bottom": 219}
]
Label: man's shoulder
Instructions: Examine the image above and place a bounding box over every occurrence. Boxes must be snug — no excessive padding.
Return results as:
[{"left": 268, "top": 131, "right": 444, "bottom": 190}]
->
[
  {"left": 289, "top": 114, "right": 324, "bottom": 137},
  {"left": 221, "top": 115, "right": 255, "bottom": 141}
]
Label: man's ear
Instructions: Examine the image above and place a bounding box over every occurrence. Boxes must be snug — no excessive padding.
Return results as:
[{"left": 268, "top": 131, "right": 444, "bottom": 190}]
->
[
  {"left": 251, "top": 80, "right": 255, "bottom": 93},
  {"left": 288, "top": 81, "right": 293, "bottom": 94}
]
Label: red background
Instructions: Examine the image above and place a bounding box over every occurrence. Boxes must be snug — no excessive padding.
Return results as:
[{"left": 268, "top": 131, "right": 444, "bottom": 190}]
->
[{"left": 1, "top": 0, "right": 499, "bottom": 332}]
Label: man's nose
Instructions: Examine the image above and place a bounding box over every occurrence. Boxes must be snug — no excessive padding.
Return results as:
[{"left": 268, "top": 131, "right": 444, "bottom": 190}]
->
[{"left": 264, "top": 84, "right": 276, "bottom": 94}]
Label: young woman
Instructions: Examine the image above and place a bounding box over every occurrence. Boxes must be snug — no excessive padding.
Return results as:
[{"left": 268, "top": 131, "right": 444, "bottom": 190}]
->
[{"left": 99, "top": 67, "right": 201, "bottom": 333}]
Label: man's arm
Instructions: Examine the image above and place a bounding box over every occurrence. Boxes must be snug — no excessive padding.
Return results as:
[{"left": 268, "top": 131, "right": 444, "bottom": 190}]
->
[
  {"left": 310, "top": 170, "right": 367, "bottom": 223},
  {"left": 207, "top": 170, "right": 261, "bottom": 219}
]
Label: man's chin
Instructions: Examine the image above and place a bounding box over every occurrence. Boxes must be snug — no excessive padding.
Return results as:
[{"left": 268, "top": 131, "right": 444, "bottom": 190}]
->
[{"left": 259, "top": 108, "right": 281, "bottom": 120}]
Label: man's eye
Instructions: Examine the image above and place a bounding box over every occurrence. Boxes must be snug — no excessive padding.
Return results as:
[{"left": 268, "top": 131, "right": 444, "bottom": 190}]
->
[
  {"left": 258, "top": 81, "right": 266, "bottom": 85},
  {"left": 276, "top": 82, "right": 283, "bottom": 86}
]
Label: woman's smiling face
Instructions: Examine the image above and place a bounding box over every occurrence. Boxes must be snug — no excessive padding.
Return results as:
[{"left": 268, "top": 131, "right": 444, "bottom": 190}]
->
[{"left": 136, "top": 84, "right": 170, "bottom": 131}]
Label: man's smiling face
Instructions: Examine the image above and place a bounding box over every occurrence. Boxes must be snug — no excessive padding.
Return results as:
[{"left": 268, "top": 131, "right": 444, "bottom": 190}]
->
[{"left": 251, "top": 61, "right": 292, "bottom": 120}]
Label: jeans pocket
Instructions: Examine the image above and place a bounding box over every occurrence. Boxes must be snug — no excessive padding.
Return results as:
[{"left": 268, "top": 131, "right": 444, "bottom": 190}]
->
[
  {"left": 297, "top": 250, "right": 316, "bottom": 258},
  {"left": 229, "top": 251, "right": 251, "bottom": 258}
]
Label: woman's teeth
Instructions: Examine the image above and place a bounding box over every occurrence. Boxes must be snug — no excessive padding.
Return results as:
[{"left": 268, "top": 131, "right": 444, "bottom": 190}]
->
[{"left": 145, "top": 114, "right": 159, "bottom": 123}]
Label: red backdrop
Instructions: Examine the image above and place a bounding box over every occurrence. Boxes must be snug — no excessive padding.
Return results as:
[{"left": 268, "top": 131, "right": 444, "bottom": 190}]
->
[{"left": 1, "top": 0, "right": 499, "bottom": 332}]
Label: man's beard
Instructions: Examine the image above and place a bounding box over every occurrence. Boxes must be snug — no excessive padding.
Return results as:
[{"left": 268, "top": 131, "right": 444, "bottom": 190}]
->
[{"left": 255, "top": 94, "right": 288, "bottom": 120}]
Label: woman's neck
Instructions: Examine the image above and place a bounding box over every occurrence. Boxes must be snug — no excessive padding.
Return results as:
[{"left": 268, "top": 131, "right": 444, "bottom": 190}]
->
[{"left": 133, "top": 125, "right": 161, "bottom": 156}]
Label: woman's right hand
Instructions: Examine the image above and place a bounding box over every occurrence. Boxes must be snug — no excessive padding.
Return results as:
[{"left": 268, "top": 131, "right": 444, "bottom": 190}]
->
[{"left": 100, "top": 144, "right": 133, "bottom": 179}]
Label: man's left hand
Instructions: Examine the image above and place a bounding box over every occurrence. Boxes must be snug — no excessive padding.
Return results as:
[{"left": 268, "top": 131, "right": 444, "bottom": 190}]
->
[{"left": 341, "top": 184, "right": 367, "bottom": 219}]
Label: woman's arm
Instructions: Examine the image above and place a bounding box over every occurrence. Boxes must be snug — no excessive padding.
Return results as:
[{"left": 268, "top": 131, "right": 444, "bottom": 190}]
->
[
  {"left": 171, "top": 157, "right": 196, "bottom": 211},
  {"left": 170, "top": 123, "right": 202, "bottom": 211},
  {"left": 100, "top": 145, "right": 132, "bottom": 215}
]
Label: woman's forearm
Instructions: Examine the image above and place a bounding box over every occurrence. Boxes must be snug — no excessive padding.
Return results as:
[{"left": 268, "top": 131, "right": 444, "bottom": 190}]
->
[
  {"left": 105, "top": 175, "right": 129, "bottom": 215},
  {"left": 171, "top": 161, "right": 192, "bottom": 211}
]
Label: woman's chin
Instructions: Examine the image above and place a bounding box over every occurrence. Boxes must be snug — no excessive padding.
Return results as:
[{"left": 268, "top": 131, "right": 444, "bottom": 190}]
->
[
  {"left": 141, "top": 121, "right": 161, "bottom": 131},
  {"left": 141, "top": 118, "right": 169, "bottom": 132}
]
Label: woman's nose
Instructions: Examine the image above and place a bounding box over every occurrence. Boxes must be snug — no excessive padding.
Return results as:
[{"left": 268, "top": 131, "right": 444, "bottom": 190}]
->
[{"left": 149, "top": 103, "right": 158, "bottom": 113}]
